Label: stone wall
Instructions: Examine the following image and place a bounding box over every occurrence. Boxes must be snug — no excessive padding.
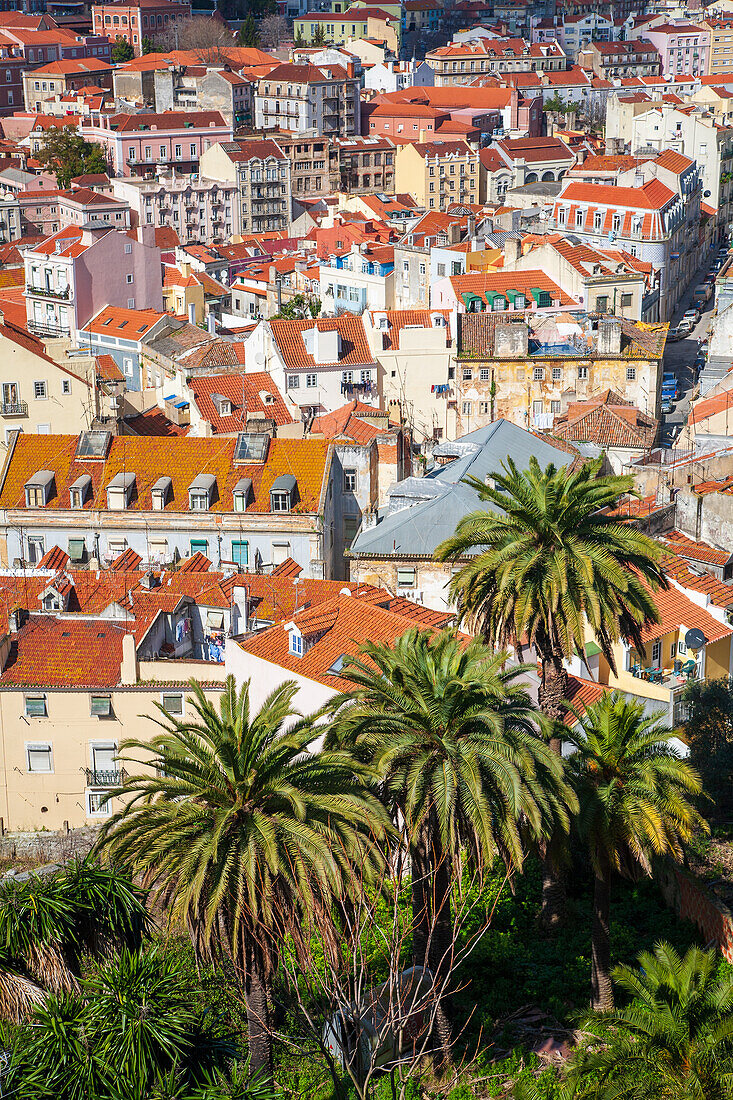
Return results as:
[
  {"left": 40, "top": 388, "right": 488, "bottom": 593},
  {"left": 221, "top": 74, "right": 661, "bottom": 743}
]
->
[{"left": 0, "top": 826, "right": 99, "bottom": 865}]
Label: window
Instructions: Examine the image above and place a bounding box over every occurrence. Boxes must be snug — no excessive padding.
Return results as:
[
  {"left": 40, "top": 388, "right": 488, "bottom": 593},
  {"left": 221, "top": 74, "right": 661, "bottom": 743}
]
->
[
  {"left": 479, "top": 401, "right": 489, "bottom": 414},
  {"left": 272, "top": 541, "right": 290, "bottom": 566},
  {"left": 551, "top": 400, "right": 561, "bottom": 413},
  {"left": 90, "top": 696, "right": 112, "bottom": 718},
  {"left": 33, "top": 381, "right": 47, "bottom": 400},
  {"left": 190, "top": 539, "right": 208, "bottom": 557},
  {"left": 626, "top": 367, "right": 636, "bottom": 381},
  {"left": 86, "top": 791, "right": 111, "bottom": 817},
  {"left": 462, "top": 368, "right": 472, "bottom": 380},
  {"left": 462, "top": 401, "right": 472, "bottom": 415},
  {"left": 27, "top": 536, "right": 44, "bottom": 563},
  {"left": 306, "top": 373, "right": 317, "bottom": 387},
  {"left": 479, "top": 368, "right": 490, "bottom": 381},
  {"left": 26, "top": 741, "right": 52, "bottom": 771},
  {"left": 62, "top": 380, "right": 71, "bottom": 395},
  {"left": 124, "top": 358, "right": 133, "bottom": 376},
  {"left": 124, "top": 242, "right": 132, "bottom": 254},
  {"left": 287, "top": 375, "right": 300, "bottom": 389},
  {"left": 161, "top": 692, "right": 184, "bottom": 716},
  {"left": 25, "top": 696, "right": 47, "bottom": 719},
  {"left": 397, "top": 567, "right": 416, "bottom": 588},
  {"left": 533, "top": 400, "right": 543, "bottom": 416},
  {"left": 344, "top": 468, "right": 357, "bottom": 492},
  {"left": 651, "top": 640, "right": 661, "bottom": 665},
  {"left": 342, "top": 370, "right": 353, "bottom": 385},
  {"left": 126, "top": 273, "right": 134, "bottom": 284},
  {"left": 231, "top": 540, "right": 249, "bottom": 567},
  {"left": 578, "top": 366, "right": 589, "bottom": 379},
  {"left": 620, "top": 293, "right": 633, "bottom": 308},
  {"left": 533, "top": 368, "right": 544, "bottom": 381},
  {"left": 596, "top": 296, "right": 608, "bottom": 312},
  {"left": 289, "top": 631, "right": 303, "bottom": 657}
]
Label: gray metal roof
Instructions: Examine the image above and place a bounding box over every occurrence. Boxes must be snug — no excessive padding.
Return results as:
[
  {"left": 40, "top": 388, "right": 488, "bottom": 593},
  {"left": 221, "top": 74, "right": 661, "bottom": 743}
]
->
[{"left": 350, "top": 420, "right": 573, "bottom": 559}]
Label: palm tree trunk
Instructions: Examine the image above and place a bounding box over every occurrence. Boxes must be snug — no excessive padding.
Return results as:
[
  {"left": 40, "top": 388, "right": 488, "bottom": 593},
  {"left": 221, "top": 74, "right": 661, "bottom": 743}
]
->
[
  {"left": 244, "top": 936, "right": 274, "bottom": 1084},
  {"left": 591, "top": 867, "right": 613, "bottom": 1012},
  {"left": 410, "top": 820, "right": 432, "bottom": 971},
  {"left": 537, "top": 648, "right": 568, "bottom": 930}
]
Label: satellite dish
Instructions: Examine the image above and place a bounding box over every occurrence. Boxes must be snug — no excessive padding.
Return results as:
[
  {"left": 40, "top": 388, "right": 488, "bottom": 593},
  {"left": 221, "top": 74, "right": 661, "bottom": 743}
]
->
[
  {"left": 254, "top": 352, "right": 265, "bottom": 367},
  {"left": 685, "top": 627, "right": 706, "bottom": 650}
]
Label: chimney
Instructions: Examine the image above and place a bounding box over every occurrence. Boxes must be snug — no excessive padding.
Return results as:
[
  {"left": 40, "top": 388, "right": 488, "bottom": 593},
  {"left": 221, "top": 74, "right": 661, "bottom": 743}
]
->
[
  {"left": 120, "top": 632, "right": 139, "bottom": 685},
  {"left": 8, "top": 607, "right": 26, "bottom": 633},
  {"left": 503, "top": 237, "right": 521, "bottom": 266},
  {"left": 597, "top": 316, "right": 622, "bottom": 355},
  {"left": 188, "top": 302, "right": 196, "bottom": 324},
  {"left": 510, "top": 84, "right": 519, "bottom": 129}
]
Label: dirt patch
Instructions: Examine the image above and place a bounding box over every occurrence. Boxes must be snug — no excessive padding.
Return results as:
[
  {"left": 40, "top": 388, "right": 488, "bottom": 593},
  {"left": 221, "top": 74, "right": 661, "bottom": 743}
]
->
[{"left": 688, "top": 836, "right": 733, "bottom": 908}]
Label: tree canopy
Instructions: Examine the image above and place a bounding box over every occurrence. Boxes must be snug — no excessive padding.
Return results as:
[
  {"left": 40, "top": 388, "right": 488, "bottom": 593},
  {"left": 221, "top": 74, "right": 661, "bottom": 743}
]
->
[{"left": 36, "top": 127, "right": 107, "bottom": 190}]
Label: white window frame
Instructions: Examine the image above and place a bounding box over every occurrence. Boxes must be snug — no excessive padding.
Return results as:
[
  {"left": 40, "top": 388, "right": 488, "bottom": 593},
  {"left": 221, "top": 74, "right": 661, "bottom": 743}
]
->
[
  {"left": 25, "top": 740, "right": 52, "bottom": 771},
  {"left": 86, "top": 789, "right": 112, "bottom": 817},
  {"left": 161, "top": 691, "right": 184, "bottom": 717}
]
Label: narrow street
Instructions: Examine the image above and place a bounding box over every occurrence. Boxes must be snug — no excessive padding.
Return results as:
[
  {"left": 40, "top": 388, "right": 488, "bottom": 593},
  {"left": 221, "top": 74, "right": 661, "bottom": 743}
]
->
[{"left": 660, "top": 251, "right": 721, "bottom": 445}]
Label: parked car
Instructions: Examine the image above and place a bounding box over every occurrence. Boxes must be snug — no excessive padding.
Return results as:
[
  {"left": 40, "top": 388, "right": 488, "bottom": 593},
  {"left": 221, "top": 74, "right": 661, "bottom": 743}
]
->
[
  {"left": 668, "top": 323, "right": 690, "bottom": 341},
  {"left": 693, "top": 283, "right": 712, "bottom": 305},
  {"left": 661, "top": 399, "right": 674, "bottom": 415},
  {"left": 703, "top": 272, "right": 716, "bottom": 285},
  {"left": 683, "top": 308, "right": 700, "bottom": 328}
]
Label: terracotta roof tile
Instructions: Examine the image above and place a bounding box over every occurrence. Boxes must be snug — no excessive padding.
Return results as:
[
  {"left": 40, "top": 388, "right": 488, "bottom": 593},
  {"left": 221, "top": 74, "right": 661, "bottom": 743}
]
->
[
  {"left": 37, "top": 545, "right": 69, "bottom": 571},
  {"left": 660, "top": 531, "right": 733, "bottom": 568},
  {"left": 238, "top": 593, "right": 453, "bottom": 690},
  {"left": 124, "top": 408, "right": 188, "bottom": 438},
  {"left": 109, "top": 547, "right": 143, "bottom": 572},
  {"left": 662, "top": 553, "right": 733, "bottom": 609},
  {"left": 563, "top": 675, "right": 607, "bottom": 726},
  {"left": 190, "top": 372, "right": 293, "bottom": 433},
  {"left": 553, "top": 394, "right": 658, "bottom": 449},
  {"left": 638, "top": 582, "right": 733, "bottom": 645},
  {"left": 95, "top": 354, "right": 124, "bottom": 382},
  {"left": 689, "top": 388, "right": 733, "bottom": 425},
  {"left": 0, "top": 616, "right": 126, "bottom": 688},
  {"left": 0, "top": 434, "right": 330, "bottom": 516},
  {"left": 270, "top": 316, "right": 376, "bottom": 371}
]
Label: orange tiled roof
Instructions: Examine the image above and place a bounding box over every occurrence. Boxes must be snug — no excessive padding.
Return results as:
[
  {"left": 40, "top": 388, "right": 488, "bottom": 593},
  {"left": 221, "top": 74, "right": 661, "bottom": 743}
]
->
[
  {"left": 370, "top": 309, "right": 452, "bottom": 350},
  {"left": 270, "top": 316, "right": 376, "bottom": 371},
  {"left": 124, "top": 408, "right": 188, "bottom": 438},
  {"left": 238, "top": 593, "right": 453, "bottom": 690},
  {"left": 0, "top": 615, "right": 126, "bottom": 688},
  {"left": 190, "top": 372, "right": 293, "bottom": 433},
  {"left": 638, "top": 581, "right": 733, "bottom": 645},
  {"left": 563, "top": 675, "right": 607, "bottom": 726},
  {"left": 83, "top": 305, "right": 165, "bottom": 339},
  {"left": 662, "top": 553, "right": 733, "bottom": 609},
  {"left": 450, "top": 270, "right": 576, "bottom": 307},
  {"left": 558, "top": 179, "right": 676, "bottom": 210},
  {"left": 311, "top": 401, "right": 390, "bottom": 444},
  {"left": 689, "top": 387, "right": 733, "bottom": 425},
  {"left": 0, "top": 434, "right": 331, "bottom": 516},
  {"left": 660, "top": 531, "right": 733, "bottom": 568},
  {"left": 553, "top": 393, "right": 657, "bottom": 449},
  {"left": 95, "top": 354, "right": 124, "bottom": 382}
]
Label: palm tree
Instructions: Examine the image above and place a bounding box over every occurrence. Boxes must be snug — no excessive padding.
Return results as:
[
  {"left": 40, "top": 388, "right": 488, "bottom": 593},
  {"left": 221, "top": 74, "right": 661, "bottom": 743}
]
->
[
  {"left": 325, "top": 629, "right": 576, "bottom": 1005},
  {"left": 436, "top": 457, "right": 667, "bottom": 926},
  {"left": 0, "top": 859, "right": 147, "bottom": 1022},
  {"left": 97, "top": 676, "right": 389, "bottom": 1084},
  {"left": 566, "top": 693, "right": 706, "bottom": 1011},
  {"left": 566, "top": 942, "right": 733, "bottom": 1098}
]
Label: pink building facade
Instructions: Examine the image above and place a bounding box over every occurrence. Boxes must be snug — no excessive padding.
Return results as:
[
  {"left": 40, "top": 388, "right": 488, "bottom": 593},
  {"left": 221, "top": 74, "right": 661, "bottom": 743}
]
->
[
  {"left": 644, "top": 23, "right": 710, "bottom": 79},
  {"left": 80, "top": 111, "right": 232, "bottom": 178}
]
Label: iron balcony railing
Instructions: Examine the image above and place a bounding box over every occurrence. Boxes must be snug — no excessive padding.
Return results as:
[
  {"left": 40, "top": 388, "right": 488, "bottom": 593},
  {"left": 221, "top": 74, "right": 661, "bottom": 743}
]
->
[
  {"left": 1, "top": 401, "right": 27, "bottom": 417},
  {"left": 85, "top": 767, "right": 125, "bottom": 787},
  {"left": 25, "top": 284, "right": 71, "bottom": 301},
  {"left": 27, "top": 320, "right": 70, "bottom": 338}
]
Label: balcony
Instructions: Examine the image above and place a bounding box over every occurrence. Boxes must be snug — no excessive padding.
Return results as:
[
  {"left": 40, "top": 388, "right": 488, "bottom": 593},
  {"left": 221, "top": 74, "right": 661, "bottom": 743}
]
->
[
  {"left": 28, "top": 319, "right": 70, "bottom": 338},
  {"left": 1, "top": 401, "right": 27, "bottom": 417},
  {"left": 25, "top": 284, "right": 71, "bottom": 301},
  {"left": 85, "top": 767, "right": 125, "bottom": 787}
]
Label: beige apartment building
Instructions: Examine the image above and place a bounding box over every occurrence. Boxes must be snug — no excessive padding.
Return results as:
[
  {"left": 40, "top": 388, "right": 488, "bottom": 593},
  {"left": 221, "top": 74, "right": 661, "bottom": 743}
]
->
[
  {"left": 704, "top": 17, "right": 733, "bottom": 74},
  {"left": 0, "top": 317, "right": 99, "bottom": 449},
  {"left": 395, "top": 140, "right": 479, "bottom": 211},
  {"left": 199, "top": 138, "right": 291, "bottom": 236},
  {"left": 0, "top": 622, "right": 225, "bottom": 831}
]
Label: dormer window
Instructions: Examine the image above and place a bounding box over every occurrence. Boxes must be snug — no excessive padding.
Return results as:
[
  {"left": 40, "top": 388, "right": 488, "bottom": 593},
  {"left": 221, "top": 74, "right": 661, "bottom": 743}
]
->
[
  {"left": 270, "top": 475, "right": 297, "bottom": 513},
  {"left": 69, "top": 474, "right": 91, "bottom": 509},
  {"left": 233, "top": 476, "right": 252, "bottom": 513},
  {"left": 106, "top": 473, "right": 135, "bottom": 511},
  {"left": 24, "top": 470, "right": 55, "bottom": 507},
  {"left": 286, "top": 624, "right": 303, "bottom": 657},
  {"left": 151, "top": 476, "right": 171, "bottom": 510},
  {"left": 43, "top": 590, "right": 61, "bottom": 611},
  {"left": 189, "top": 474, "right": 217, "bottom": 511},
  {"left": 210, "top": 392, "right": 232, "bottom": 417}
]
